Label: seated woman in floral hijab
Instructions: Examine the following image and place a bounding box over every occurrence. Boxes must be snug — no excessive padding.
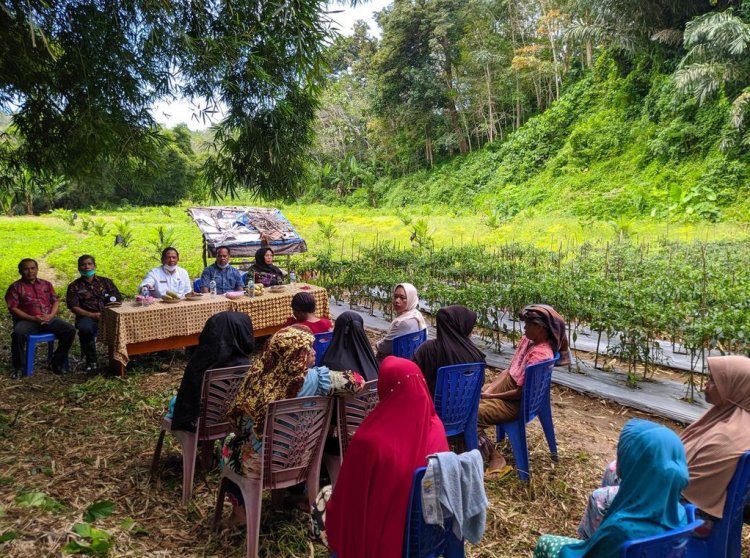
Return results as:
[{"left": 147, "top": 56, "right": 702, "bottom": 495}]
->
[
  {"left": 218, "top": 327, "right": 365, "bottom": 528},
  {"left": 478, "top": 303, "right": 569, "bottom": 478}
]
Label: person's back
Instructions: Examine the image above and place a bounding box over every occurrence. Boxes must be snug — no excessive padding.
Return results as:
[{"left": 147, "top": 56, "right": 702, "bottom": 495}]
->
[{"left": 326, "top": 357, "right": 448, "bottom": 557}]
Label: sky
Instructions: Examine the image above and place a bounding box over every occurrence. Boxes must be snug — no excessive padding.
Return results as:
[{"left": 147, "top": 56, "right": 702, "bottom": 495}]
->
[{"left": 150, "top": 0, "right": 391, "bottom": 131}]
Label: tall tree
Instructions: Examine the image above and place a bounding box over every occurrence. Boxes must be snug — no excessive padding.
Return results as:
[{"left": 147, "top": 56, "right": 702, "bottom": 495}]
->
[{"left": 0, "top": 0, "right": 345, "bottom": 199}]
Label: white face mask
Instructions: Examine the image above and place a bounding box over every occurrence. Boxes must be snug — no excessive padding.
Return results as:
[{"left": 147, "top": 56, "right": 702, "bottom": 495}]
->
[
  {"left": 217, "top": 263, "right": 229, "bottom": 270},
  {"left": 163, "top": 264, "right": 177, "bottom": 272}
]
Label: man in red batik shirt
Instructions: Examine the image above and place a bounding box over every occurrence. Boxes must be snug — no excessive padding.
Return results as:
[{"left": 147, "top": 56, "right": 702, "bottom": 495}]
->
[{"left": 5, "top": 258, "right": 76, "bottom": 378}]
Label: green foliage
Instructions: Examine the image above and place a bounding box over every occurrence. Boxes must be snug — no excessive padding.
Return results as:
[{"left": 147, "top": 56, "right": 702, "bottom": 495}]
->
[
  {"left": 51, "top": 209, "right": 76, "bottom": 226},
  {"left": 148, "top": 226, "right": 176, "bottom": 257},
  {"left": 113, "top": 220, "right": 134, "bottom": 248},
  {"left": 15, "top": 492, "right": 64, "bottom": 512},
  {"left": 83, "top": 501, "right": 115, "bottom": 523},
  {"left": 62, "top": 523, "right": 112, "bottom": 556}
]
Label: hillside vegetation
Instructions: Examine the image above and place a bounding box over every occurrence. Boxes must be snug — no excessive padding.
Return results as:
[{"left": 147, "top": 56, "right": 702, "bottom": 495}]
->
[{"left": 331, "top": 54, "right": 749, "bottom": 223}]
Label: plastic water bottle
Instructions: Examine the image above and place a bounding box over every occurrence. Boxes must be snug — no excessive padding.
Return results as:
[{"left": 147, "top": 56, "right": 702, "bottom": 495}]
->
[
  {"left": 289, "top": 271, "right": 296, "bottom": 284},
  {"left": 209, "top": 279, "right": 217, "bottom": 295},
  {"left": 141, "top": 286, "right": 149, "bottom": 306}
]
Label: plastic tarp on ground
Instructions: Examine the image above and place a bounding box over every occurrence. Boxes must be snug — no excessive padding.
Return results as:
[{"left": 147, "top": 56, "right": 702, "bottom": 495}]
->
[{"left": 187, "top": 206, "right": 307, "bottom": 258}]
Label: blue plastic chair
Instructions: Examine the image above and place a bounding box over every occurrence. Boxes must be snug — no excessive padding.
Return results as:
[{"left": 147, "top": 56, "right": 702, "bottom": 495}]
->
[
  {"left": 403, "top": 467, "right": 465, "bottom": 557},
  {"left": 434, "top": 362, "right": 485, "bottom": 451},
  {"left": 393, "top": 329, "right": 428, "bottom": 359},
  {"left": 25, "top": 332, "right": 68, "bottom": 376},
  {"left": 495, "top": 353, "right": 559, "bottom": 481},
  {"left": 193, "top": 278, "right": 202, "bottom": 293},
  {"left": 621, "top": 504, "right": 703, "bottom": 558},
  {"left": 313, "top": 331, "right": 333, "bottom": 367},
  {"left": 686, "top": 451, "right": 750, "bottom": 558},
  {"left": 240, "top": 271, "right": 248, "bottom": 286}
]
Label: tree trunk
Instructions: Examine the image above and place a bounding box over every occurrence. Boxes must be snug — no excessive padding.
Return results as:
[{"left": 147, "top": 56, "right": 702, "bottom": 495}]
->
[{"left": 441, "top": 36, "right": 468, "bottom": 154}]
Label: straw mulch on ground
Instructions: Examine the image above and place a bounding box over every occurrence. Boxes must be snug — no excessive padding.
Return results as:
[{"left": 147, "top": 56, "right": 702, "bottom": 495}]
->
[{"left": 1, "top": 339, "right": 748, "bottom": 557}]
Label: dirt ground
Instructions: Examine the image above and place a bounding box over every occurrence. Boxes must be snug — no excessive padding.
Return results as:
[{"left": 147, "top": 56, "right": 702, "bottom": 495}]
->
[{"left": 0, "top": 333, "right": 748, "bottom": 557}]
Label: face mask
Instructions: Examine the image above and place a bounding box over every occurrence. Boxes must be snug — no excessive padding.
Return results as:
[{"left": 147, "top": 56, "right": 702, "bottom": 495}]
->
[
  {"left": 163, "top": 264, "right": 177, "bottom": 272},
  {"left": 80, "top": 269, "right": 96, "bottom": 278},
  {"left": 217, "top": 263, "right": 229, "bottom": 270}
]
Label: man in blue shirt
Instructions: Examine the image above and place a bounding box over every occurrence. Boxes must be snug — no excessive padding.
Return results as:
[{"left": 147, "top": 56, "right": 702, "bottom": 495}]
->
[{"left": 200, "top": 246, "right": 245, "bottom": 294}]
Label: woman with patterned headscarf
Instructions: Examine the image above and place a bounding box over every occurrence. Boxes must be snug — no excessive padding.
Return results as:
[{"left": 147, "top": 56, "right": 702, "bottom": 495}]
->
[
  {"left": 375, "top": 283, "right": 427, "bottom": 361},
  {"left": 218, "top": 327, "right": 365, "bottom": 528},
  {"left": 478, "top": 303, "right": 568, "bottom": 479}
]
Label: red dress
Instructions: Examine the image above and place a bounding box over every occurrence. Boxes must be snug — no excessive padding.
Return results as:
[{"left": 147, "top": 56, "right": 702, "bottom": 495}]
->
[
  {"left": 283, "top": 316, "right": 332, "bottom": 334},
  {"left": 326, "top": 357, "right": 448, "bottom": 557}
]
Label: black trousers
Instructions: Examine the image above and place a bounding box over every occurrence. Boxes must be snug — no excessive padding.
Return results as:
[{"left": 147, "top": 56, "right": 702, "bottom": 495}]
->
[
  {"left": 11, "top": 318, "right": 76, "bottom": 371},
  {"left": 75, "top": 317, "right": 99, "bottom": 364}
]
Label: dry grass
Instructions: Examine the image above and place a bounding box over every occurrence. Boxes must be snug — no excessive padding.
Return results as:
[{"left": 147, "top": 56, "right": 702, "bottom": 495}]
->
[{"left": 1, "top": 350, "right": 748, "bottom": 557}]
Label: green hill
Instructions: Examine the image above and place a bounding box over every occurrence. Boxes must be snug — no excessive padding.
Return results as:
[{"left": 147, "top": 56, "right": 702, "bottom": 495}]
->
[{"left": 364, "top": 54, "right": 750, "bottom": 224}]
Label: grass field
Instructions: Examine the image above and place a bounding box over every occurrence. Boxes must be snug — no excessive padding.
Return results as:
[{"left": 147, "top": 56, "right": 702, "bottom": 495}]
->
[{"left": 0, "top": 203, "right": 745, "bottom": 299}]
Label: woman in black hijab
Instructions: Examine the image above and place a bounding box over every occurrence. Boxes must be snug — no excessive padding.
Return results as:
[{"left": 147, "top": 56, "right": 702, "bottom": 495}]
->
[
  {"left": 321, "top": 311, "right": 378, "bottom": 381},
  {"left": 171, "top": 312, "right": 255, "bottom": 432},
  {"left": 247, "top": 247, "right": 284, "bottom": 287},
  {"left": 413, "top": 305, "right": 485, "bottom": 398}
]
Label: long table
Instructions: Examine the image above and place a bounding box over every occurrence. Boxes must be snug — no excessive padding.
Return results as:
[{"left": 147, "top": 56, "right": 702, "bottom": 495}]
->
[{"left": 99, "top": 284, "right": 329, "bottom": 376}]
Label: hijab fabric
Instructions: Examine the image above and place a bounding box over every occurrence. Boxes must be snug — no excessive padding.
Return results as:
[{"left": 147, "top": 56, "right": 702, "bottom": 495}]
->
[
  {"left": 171, "top": 312, "right": 254, "bottom": 432},
  {"left": 680, "top": 355, "right": 750, "bottom": 518},
  {"left": 413, "top": 305, "right": 485, "bottom": 397},
  {"left": 326, "top": 357, "right": 448, "bottom": 558},
  {"left": 321, "top": 311, "right": 379, "bottom": 381},
  {"left": 227, "top": 327, "right": 314, "bottom": 438},
  {"left": 384, "top": 283, "right": 427, "bottom": 340},
  {"left": 253, "top": 247, "right": 283, "bottom": 276},
  {"left": 560, "top": 419, "right": 688, "bottom": 558},
  {"left": 519, "top": 304, "right": 571, "bottom": 365}
]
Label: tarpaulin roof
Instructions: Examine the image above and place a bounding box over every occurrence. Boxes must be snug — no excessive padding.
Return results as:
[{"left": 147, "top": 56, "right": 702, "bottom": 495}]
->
[{"left": 187, "top": 206, "right": 307, "bottom": 258}]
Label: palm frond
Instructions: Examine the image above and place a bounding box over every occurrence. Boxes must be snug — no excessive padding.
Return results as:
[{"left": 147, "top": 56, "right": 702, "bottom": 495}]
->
[
  {"left": 674, "top": 63, "right": 728, "bottom": 104},
  {"left": 730, "top": 89, "right": 750, "bottom": 130},
  {"left": 651, "top": 28, "right": 684, "bottom": 46}
]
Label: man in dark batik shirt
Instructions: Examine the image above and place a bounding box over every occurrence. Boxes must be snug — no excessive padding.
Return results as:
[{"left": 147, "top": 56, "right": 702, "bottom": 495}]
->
[
  {"left": 65, "top": 254, "right": 123, "bottom": 371},
  {"left": 5, "top": 258, "right": 76, "bottom": 378}
]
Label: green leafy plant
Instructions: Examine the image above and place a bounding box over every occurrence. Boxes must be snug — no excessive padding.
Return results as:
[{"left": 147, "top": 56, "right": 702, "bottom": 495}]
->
[
  {"left": 51, "top": 208, "right": 76, "bottom": 226},
  {"left": 62, "top": 523, "right": 112, "bottom": 556},
  {"left": 149, "top": 225, "right": 176, "bottom": 256},
  {"left": 113, "top": 219, "right": 134, "bottom": 247},
  {"left": 15, "top": 491, "right": 65, "bottom": 512},
  {"left": 91, "top": 219, "right": 109, "bottom": 237}
]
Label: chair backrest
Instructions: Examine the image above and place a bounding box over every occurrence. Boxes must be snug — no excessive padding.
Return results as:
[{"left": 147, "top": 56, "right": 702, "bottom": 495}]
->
[
  {"left": 621, "top": 504, "right": 702, "bottom": 558},
  {"left": 520, "top": 353, "right": 559, "bottom": 424},
  {"left": 313, "top": 331, "right": 334, "bottom": 367},
  {"left": 434, "top": 363, "right": 485, "bottom": 437},
  {"left": 702, "top": 450, "right": 750, "bottom": 556},
  {"left": 193, "top": 278, "right": 202, "bottom": 293},
  {"left": 197, "top": 365, "right": 249, "bottom": 441},
  {"left": 261, "top": 396, "right": 333, "bottom": 489},
  {"left": 338, "top": 380, "right": 379, "bottom": 457},
  {"left": 393, "top": 328, "right": 428, "bottom": 359},
  {"left": 403, "top": 466, "right": 463, "bottom": 558},
  {"left": 240, "top": 271, "right": 248, "bottom": 285}
]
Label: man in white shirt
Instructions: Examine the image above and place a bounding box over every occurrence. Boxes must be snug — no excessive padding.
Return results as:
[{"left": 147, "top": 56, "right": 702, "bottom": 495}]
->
[{"left": 140, "top": 247, "right": 192, "bottom": 298}]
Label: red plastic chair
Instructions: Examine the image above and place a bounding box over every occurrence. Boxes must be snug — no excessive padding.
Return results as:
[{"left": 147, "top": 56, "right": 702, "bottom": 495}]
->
[
  {"left": 338, "top": 379, "right": 379, "bottom": 458},
  {"left": 213, "top": 395, "right": 333, "bottom": 558},
  {"left": 150, "top": 365, "right": 248, "bottom": 504}
]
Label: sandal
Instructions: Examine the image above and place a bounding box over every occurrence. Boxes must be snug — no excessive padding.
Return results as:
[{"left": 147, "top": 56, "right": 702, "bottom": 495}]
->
[{"left": 484, "top": 465, "right": 513, "bottom": 481}]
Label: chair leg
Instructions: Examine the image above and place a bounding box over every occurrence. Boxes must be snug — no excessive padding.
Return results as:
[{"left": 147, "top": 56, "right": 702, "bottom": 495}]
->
[
  {"left": 244, "top": 483, "right": 263, "bottom": 558},
  {"left": 213, "top": 477, "right": 228, "bottom": 531},
  {"left": 444, "top": 532, "right": 465, "bottom": 558},
  {"left": 179, "top": 432, "right": 199, "bottom": 505},
  {"left": 538, "top": 402, "right": 558, "bottom": 462},
  {"left": 495, "top": 424, "right": 506, "bottom": 444},
  {"left": 150, "top": 429, "right": 167, "bottom": 479},
  {"left": 463, "top": 416, "right": 479, "bottom": 452},
  {"left": 506, "top": 423, "right": 530, "bottom": 481},
  {"left": 25, "top": 339, "right": 36, "bottom": 377}
]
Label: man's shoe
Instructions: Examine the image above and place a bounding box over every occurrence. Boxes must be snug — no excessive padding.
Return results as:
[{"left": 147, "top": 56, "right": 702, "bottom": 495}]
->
[{"left": 9, "top": 370, "right": 21, "bottom": 380}]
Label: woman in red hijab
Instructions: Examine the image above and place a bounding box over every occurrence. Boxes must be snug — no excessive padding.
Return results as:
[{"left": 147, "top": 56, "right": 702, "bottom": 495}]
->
[{"left": 325, "top": 356, "right": 448, "bottom": 557}]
